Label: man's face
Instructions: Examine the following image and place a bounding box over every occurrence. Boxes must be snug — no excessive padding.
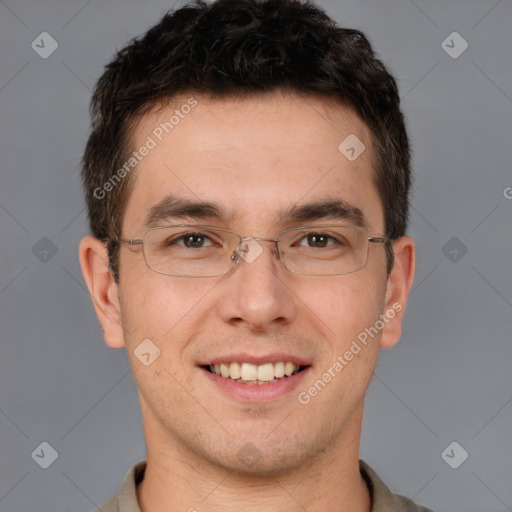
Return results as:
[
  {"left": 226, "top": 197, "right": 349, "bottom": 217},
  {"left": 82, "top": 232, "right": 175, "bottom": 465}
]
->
[{"left": 115, "top": 92, "right": 391, "bottom": 474}]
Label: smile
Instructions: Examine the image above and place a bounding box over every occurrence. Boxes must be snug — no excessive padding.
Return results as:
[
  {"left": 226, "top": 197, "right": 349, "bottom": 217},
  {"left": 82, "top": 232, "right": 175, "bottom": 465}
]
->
[{"left": 206, "top": 361, "right": 305, "bottom": 384}]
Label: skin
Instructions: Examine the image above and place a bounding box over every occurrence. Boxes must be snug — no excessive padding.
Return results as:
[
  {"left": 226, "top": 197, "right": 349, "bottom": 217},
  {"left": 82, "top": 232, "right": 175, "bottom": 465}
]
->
[{"left": 80, "top": 91, "right": 415, "bottom": 512}]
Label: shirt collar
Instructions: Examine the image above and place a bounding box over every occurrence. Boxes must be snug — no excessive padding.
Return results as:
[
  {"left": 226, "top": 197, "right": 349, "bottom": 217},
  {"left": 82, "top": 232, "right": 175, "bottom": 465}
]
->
[{"left": 114, "top": 459, "right": 422, "bottom": 512}]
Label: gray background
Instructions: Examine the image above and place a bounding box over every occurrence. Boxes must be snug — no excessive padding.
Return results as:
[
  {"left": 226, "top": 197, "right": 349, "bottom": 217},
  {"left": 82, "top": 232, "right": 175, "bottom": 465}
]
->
[{"left": 0, "top": 0, "right": 511, "bottom": 510}]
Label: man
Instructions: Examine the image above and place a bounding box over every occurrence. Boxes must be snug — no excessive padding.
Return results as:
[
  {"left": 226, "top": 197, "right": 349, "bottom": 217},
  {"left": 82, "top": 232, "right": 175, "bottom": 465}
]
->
[{"left": 79, "top": 0, "right": 431, "bottom": 510}]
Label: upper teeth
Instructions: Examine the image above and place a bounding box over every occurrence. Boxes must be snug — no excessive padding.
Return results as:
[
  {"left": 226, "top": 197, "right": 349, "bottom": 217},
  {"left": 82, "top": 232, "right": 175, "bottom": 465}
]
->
[{"left": 210, "top": 362, "right": 300, "bottom": 382}]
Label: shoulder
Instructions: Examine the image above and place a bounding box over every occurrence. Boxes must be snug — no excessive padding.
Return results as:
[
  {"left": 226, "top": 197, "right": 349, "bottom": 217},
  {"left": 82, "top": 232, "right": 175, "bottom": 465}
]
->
[
  {"left": 392, "top": 494, "right": 434, "bottom": 512},
  {"left": 94, "top": 461, "right": 146, "bottom": 512},
  {"left": 95, "top": 495, "right": 118, "bottom": 512},
  {"left": 359, "top": 460, "right": 434, "bottom": 512}
]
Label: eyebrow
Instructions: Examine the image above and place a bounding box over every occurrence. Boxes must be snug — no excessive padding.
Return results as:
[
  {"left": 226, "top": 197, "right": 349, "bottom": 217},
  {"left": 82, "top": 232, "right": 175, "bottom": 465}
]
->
[
  {"left": 144, "top": 196, "right": 234, "bottom": 227},
  {"left": 144, "top": 195, "right": 368, "bottom": 229},
  {"left": 282, "top": 199, "right": 367, "bottom": 228}
]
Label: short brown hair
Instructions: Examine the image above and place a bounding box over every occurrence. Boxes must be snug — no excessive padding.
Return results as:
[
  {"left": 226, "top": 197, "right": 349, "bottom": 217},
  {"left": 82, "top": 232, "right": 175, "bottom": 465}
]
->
[{"left": 82, "top": 0, "right": 411, "bottom": 281}]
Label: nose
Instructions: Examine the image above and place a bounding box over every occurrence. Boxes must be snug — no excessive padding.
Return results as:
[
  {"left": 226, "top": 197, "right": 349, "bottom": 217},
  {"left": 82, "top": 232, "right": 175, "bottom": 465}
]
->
[{"left": 216, "top": 238, "right": 297, "bottom": 331}]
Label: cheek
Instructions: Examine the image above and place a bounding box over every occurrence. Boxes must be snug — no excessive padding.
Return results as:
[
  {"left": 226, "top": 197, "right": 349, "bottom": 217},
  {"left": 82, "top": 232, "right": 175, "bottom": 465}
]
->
[
  {"left": 118, "top": 271, "right": 216, "bottom": 360},
  {"left": 303, "top": 271, "right": 385, "bottom": 337}
]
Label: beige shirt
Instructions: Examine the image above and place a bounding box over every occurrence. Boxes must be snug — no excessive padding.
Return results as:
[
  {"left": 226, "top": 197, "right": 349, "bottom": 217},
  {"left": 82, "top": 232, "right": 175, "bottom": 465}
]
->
[{"left": 96, "top": 460, "right": 433, "bottom": 512}]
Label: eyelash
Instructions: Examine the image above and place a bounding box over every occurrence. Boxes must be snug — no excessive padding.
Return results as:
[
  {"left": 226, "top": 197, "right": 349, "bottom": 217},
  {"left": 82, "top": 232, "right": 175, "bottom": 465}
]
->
[{"left": 166, "top": 231, "right": 346, "bottom": 248}]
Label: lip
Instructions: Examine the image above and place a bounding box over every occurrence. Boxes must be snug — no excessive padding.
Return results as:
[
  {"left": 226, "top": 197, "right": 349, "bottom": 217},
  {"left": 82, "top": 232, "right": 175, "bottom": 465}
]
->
[
  {"left": 198, "top": 352, "right": 311, "bottom": 366},
  {"left": 200, "top": 365, "right": 311, "bottom": 403}
]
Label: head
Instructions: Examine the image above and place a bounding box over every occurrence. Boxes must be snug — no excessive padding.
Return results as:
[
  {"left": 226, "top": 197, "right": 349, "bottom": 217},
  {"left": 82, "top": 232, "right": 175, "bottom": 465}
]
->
[{"left": 80, "top": 0, "right": 415, "bottom": 476}]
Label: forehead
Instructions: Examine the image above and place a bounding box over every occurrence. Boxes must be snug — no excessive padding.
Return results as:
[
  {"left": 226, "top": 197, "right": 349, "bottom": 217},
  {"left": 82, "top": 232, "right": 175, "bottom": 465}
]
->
[{"left": 122, "top": 92, "right": 383, "bottom": 234}]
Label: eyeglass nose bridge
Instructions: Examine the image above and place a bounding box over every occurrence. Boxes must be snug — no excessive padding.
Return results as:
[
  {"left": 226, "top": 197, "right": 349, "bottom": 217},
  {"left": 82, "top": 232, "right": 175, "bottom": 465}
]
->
[{"left": 230, "top": 236, "right": 280, "bottom": 264}]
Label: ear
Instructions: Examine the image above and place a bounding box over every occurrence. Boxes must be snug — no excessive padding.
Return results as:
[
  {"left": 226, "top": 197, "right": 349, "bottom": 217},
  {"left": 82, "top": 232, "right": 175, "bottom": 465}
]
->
[
  {"left": 79, "top": 235, "right": 126, "bottom": 348},
  {"left": 380, "top": 235, "right": 416, "bottom": 349}
]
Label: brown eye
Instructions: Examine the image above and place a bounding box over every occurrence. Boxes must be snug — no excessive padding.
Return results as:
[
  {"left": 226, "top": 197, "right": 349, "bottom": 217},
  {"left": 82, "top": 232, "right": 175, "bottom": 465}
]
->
[
  {"left": 166, "top": 232, "right": 214, "bottom": 248},
  {"left": 183, "top": 233, "right": 206, "bottom": 248},
  {"left": 307, "top": 233, "right": 329, "bottom": 247}
]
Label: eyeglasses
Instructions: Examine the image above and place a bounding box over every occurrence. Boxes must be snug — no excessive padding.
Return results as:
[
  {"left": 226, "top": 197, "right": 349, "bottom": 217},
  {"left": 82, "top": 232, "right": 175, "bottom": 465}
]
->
[{"left": 114, "top": 224, "right": 386, "bottom": 278}]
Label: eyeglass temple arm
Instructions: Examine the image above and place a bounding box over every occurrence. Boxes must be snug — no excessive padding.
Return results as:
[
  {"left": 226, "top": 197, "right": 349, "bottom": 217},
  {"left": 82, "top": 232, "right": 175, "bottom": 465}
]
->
[{"left": 114, "top": 238, "right": 144, "bottom": 246}]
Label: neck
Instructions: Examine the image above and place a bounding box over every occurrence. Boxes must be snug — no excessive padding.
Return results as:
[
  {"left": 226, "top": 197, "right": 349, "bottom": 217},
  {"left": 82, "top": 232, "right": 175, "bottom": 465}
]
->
[{"left": 136, "top": 405, "right": 371, "bottom": 512}]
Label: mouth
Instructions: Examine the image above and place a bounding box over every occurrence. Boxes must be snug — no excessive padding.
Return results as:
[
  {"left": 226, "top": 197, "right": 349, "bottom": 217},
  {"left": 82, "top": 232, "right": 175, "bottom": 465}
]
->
[{"left": 203, "top": 361, "right": 308, "bottom": 385}]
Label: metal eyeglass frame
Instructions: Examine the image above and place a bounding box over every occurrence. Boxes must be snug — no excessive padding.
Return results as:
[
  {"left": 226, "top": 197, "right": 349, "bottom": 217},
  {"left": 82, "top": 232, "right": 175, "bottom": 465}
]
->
[{"left": 113, "top": 224, "right": 387, "bottom": 277}]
